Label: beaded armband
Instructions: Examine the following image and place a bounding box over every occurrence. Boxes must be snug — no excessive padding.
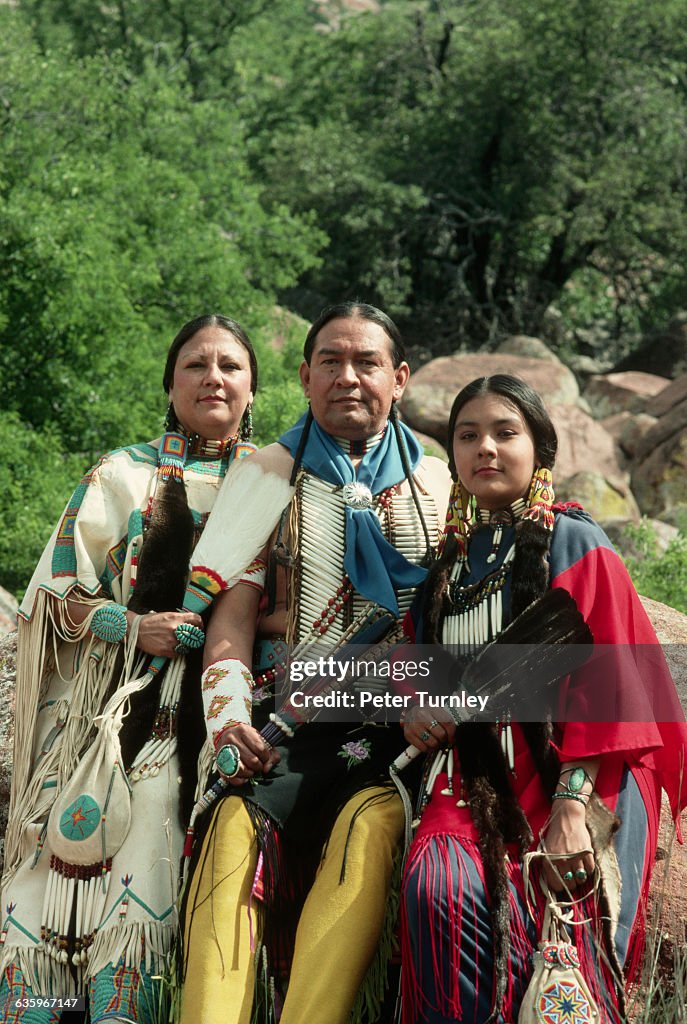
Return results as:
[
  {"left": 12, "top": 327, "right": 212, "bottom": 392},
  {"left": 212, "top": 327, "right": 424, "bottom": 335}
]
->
[
  {"left": 90, "top": 603, "right": 128, "bottom": 643},
  {"left": 201, "top": 658, "right": 254, "bottom": 749}
]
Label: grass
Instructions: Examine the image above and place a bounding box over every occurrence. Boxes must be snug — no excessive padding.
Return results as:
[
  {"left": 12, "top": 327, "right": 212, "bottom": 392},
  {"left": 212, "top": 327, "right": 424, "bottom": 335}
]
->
[{"left": 628, "top": 809, "right": 687, "bottom": 1024}]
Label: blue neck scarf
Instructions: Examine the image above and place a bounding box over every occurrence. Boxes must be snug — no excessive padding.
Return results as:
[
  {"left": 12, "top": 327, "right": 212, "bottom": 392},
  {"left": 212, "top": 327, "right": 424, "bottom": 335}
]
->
[{"left": 279, "top": 412, "right": 428, "bottom": 615}]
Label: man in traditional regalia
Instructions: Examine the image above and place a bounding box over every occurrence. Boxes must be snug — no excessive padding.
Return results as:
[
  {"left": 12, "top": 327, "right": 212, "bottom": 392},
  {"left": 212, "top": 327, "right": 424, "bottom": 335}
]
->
[{"left": 178, "top": 302, "right": 451, "bottom": 1024}]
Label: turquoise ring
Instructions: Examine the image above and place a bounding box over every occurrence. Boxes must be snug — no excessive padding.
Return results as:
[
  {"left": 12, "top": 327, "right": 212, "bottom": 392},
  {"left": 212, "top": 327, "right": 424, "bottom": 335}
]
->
[
  {"left": 174, "top": 622, "right": 205, "bottom": 654},
  {"left": 216, "top": 743, "right": 241, "bottom": 779},
  {"left": 563, "top": 870, "right": 575, "bottom": 883}
]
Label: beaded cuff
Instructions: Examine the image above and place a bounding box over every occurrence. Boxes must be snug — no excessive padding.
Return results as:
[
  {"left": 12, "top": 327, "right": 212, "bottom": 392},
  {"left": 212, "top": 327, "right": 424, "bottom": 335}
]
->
[
  {"left": 201, "top": 658, "right": 254, "bottom": 749},
  {"left": 90, "top": 603, "right": 128, "bottom": 643}
]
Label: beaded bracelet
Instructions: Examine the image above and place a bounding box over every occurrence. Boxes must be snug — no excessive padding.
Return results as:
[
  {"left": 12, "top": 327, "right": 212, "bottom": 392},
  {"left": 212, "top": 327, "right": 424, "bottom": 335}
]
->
[
  {"left": 91, "top": 603, "right": 128, "bottom": 643},
  {"left": 552, "top": 791, "right": 589, "bottom": 806}
]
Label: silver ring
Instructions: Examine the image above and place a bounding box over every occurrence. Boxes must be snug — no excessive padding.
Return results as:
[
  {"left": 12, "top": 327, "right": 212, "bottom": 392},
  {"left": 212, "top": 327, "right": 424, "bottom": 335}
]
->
[
  {"left": 575, "top": 868, "right": 588, "bottom": 883},
  {"left": 429, "top": 719, "right": 439, "bottom": 729},
  {"left": 420, "top": 730, "right": 431, "bottom": 742},
  {"left": 563, "top": 870, "right": 575, "bottom": 883}
]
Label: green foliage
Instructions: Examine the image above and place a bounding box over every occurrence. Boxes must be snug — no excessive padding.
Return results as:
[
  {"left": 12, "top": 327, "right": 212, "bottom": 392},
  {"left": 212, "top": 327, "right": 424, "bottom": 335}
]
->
[
  {"left": 251, "top": 308, "right": 309, "bottom": 447},
  {"left": 232, "top": 0, "right": 687, "bottom": 350},
  {"left": 5, "top": 0, "right": 687, "bottom": 593},
  {"left": 19, "top": 0, "right": 294, "bottom": 95},
  {"left": 621, "top": 520, "right": 687, "bottom": 615},
  {"left": 0, "top": 11, "right": 322, "bottom": 457},
  {"left": 14, "top": 0, "right": 687, "bottom": 353},
  {"left": 0, "top": 413, "right": 85, "bottom": 598}
]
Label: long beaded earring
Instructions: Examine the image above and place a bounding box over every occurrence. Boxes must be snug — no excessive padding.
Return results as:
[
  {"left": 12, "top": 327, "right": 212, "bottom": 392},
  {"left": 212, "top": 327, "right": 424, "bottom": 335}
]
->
[{"left": 240, "top": 403, "right": 253, "bottom": 441}]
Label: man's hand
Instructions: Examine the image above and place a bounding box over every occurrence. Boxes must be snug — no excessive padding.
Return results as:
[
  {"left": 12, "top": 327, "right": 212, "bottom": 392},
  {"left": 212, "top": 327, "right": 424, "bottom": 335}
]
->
[
  {"left": 129, "top": 610, "right": 204, "bottom": 659},
  {"left": 402, "top": 704, "right": 456, "bottom": 752},
  {"left": 214, "top": 724, "right": 281, "bottom": 785}
]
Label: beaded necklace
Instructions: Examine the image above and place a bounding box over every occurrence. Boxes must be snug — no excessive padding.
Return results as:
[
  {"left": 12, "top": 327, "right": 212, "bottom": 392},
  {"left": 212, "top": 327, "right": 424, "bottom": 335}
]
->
[
  {"left": 332, "top": 427, "right": 386, "bottom": 458},
  {"left": 186, "top": 431, "right": 239, "bottom": 459},
  {"left": 441, "top": 496, "right": 529, "bottom": 651}
]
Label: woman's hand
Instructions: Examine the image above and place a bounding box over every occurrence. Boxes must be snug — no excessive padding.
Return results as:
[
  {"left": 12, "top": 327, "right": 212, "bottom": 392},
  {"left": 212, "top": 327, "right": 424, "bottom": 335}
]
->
[
  {"left": 403, "top": 704, "right": 456, "bottom": 752},
  {"left": 541, "top": 799, "right": 595, "bottom": 893},
  {"left": 130, "top": 610, "right": 205, "bottom": 659},
  {"left": 213, "top": 724, "right": 281, "bottom": 786}
]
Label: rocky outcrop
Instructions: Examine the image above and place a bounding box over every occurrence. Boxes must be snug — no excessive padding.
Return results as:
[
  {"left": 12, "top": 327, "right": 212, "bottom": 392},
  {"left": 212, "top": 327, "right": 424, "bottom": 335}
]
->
[
  {"left": 0, "top": 586, "right": 17, "bottom": 636},
  {"left": 639, "top": 596, "right": 687, "bottom": 712},
  {"left": 556, "top": 471, "right": 640, "bottom": 521},
  {"left": 496, "top": 335, "right": 561, "bottom": 362},
  {"left": 659, "top": 504, "right": 687, "bottom": 529},
  {"left": 603, "top": 517, "right": 679, "bottom": 557},
  {"left": 646, "top": 373, "right": 687, "bottom": 418},
  {"left": 413, "top": 430, "right": 448, "bottom": 462},
  {"left": 0, "top": 630, "right": 16, "bottom": 873},
  {"left": 584, "top": 371, "right": 669, "bottom": 418},
  {"left": 613, "top": 312, "right": 687, "bottom": 378},
  {"left": 548, "top": 405, "right": 627, "bottom": 491},
  {"left": 400, "top": 335, "right": 686, "bottom": 527},
  {"left": 631, "top": 376, "right": 687, "bottom": 517},
  {"left": 400, "top": 352, "right": 580, "bottom": 443}
]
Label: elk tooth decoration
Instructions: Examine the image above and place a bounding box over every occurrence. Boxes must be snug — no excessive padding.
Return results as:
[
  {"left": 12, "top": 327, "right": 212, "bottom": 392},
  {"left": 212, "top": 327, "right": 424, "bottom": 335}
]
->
[
  {"left": 441, "top": 497, "right": 529, "bottom": 653},
  {"left": 295, "top": 474, "right": 439, "bottom": 658},
  {"left": 442, "top": 546, "right": 515, "bottom": 653}
]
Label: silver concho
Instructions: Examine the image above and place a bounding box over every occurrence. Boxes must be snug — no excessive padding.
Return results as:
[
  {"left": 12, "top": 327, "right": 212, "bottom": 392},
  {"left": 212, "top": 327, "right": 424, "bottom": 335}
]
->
[{"left": 342, "top": 481, "right": 374, "bottom": 510}]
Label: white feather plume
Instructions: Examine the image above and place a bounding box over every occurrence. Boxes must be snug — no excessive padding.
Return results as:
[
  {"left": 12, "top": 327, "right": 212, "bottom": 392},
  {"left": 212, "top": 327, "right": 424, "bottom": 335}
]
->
[{"left": 191, "top": 456, "right": 295, "bottom": 588}]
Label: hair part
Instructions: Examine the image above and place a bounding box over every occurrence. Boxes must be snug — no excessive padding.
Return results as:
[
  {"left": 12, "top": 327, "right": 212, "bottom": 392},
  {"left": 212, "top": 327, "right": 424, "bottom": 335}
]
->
[
  {"left": 162, "top": 313, "right": 258, "bottom": 395},
  {"left": 303, "top": 301, "right": 406, "bottom": 368},
  {"left": 446, "top": 374, "right": 557, "bottom": 480}
]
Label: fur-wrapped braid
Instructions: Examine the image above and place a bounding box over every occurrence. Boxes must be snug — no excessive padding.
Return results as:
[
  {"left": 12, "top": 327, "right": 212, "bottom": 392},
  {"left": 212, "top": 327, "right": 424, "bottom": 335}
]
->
[
  {"left": 119, "top": 472, "right": 196, "bottom": 770},
  {"left": 510, "top": 518, "right": 551, "bottom": 620}
]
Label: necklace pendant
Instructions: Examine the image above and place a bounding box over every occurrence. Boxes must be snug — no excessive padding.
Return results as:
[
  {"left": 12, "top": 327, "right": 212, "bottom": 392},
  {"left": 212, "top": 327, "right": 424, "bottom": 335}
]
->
[{"left": 342, "top": 481, "right": 374, "bottom": 510}]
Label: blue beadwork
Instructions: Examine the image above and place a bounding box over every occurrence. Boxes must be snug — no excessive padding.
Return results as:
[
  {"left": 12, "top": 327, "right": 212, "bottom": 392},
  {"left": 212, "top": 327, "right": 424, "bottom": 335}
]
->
[
  {"left": 91, "top": 603, "right": 127, "bottom": 643},
  {"left": 174, "top": 622, "right": 205, "bottom": 652},
  {"left": 59, "top": 795, "right": 101, "bottom": 841}
]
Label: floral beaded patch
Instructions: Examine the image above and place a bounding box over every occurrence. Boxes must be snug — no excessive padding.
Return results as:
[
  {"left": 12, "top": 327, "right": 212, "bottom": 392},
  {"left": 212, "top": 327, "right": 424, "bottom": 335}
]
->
[{"left": 338, "top": 738, "right": 372, "bottom": 769}]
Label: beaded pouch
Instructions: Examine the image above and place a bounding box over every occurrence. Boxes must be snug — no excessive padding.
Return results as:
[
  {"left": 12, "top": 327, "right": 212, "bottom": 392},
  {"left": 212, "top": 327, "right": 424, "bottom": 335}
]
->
[
  {"left": 518, "top": 845, "right": 601, "bottom": 1024},
  {"left": 517, "top": 899, "right": 600, "bottom": 1024},
  {"left": 42, "top": 667, "right": 147, "bottom": 966}
]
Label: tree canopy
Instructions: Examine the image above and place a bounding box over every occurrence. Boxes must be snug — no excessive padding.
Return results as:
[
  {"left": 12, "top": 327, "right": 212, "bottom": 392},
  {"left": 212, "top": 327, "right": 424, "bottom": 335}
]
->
[
  {"left": 2, "top": 0, "right": 687, "bottom": 593},
  {"left": 235, "top": 0, "right": 687, "bottom": 351}
]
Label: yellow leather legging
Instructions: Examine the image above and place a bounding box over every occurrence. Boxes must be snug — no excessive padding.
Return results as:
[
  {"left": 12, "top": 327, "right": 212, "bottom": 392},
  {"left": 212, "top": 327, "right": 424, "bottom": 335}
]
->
[{"left": 179, "top": 787, "right": 404, "bottom": 1024}]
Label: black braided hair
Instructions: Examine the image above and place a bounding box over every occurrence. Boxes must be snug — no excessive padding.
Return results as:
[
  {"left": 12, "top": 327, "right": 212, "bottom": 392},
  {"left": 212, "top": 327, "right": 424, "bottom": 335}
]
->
[
  {"left": 389, "top": 403, "right": 434, "bottom": 566},
  {"left": 289, "top": 406, "right": 314, "bottom": 486}
]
